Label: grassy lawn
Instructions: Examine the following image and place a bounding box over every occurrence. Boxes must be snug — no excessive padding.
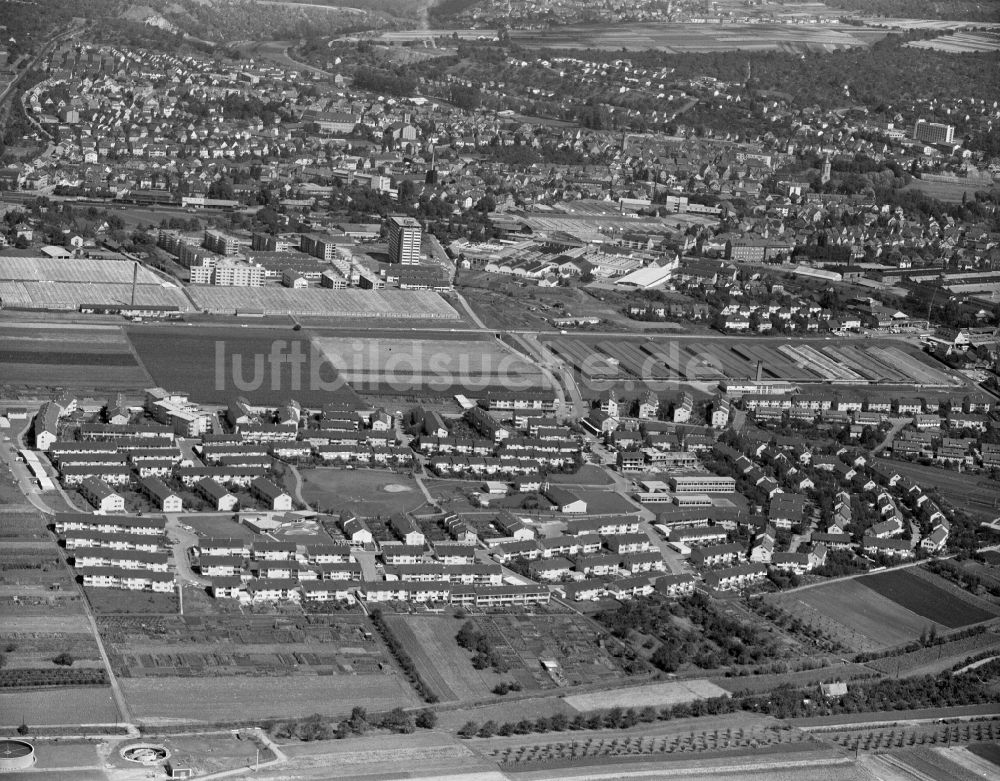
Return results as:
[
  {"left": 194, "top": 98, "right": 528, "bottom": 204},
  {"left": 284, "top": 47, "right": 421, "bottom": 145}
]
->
[{"left": 300, "top": 468, "right": 428, "bottom": 516}]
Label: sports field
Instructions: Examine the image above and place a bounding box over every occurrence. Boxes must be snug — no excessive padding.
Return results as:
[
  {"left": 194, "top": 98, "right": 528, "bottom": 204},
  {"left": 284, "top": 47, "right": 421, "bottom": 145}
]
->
[{"left": 300, "top": 469, "right": 427, "bottom": 516}]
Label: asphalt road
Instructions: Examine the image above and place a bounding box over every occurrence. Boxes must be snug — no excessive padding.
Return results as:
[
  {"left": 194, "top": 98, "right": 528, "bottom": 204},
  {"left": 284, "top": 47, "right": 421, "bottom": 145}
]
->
[{"left": 165, "top": 515, "right": 212, "bottom": 588}]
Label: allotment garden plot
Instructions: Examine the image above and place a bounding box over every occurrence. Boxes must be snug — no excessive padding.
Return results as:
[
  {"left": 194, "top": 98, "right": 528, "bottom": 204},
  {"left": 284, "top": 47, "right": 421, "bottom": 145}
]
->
[
  {"left": 99, "top": 613, "right": 422, "bottom": 722},
  {"left": 311, "top": 335, "right": 550, "bottom": 395},
  {"left": 454, "top": 613, "right": 629, "bottom": 692}
]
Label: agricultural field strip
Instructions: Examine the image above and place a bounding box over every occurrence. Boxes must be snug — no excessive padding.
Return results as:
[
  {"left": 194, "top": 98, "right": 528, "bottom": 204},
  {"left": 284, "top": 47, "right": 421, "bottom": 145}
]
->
[
  {"left": 0, "top": 327, "right": 130, "bottom": 345},
  {"left": 120, "top": 674, "right": 421, "bottom": 721},
  {"left": 0, "top": 687, "right": 120, "bottom": 726},
  {"left": 857, "top": 569, "right": 999, "bottom": 629},
  {"left": 907, "top": 32, "right": 1000, "bottom": 53},
  {"left": 769, "top": 579, "right": 950, "bottom": 650},
  {"left": 563, "top": 679, "right": 730, "bottom": 711},
  {"left": 509, "top": 22, "right": 877, "bottom": 52},
  {"left": 0, "top": 365, "right": 152, "bottom": 389},
  {"left": 0, "top": 350, "right": 139, "bottom": 366},
  {"left": 382, "top": 616, "right": 465, "bottom": 702},
  {"left": 310, "top": 337, "right": 544, "bottom": 382}
]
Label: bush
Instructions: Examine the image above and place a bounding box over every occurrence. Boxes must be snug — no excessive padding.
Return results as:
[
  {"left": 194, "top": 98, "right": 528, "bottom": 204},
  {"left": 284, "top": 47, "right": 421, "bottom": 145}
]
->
[
  {"left": 415, "top": 709, "right": 437, "bottom": 729},
  {"left": 456, "top": 620, "right": 510, "bottom": 673},
  {"left": 52, "top": 652, "right": 74, "bottom": 667}
]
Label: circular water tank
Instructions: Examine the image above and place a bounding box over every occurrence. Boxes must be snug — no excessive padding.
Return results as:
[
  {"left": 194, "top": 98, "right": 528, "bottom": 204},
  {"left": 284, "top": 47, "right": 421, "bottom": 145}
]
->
[{"left": 0, "top": 740, "right": 36, "bottom": 771}]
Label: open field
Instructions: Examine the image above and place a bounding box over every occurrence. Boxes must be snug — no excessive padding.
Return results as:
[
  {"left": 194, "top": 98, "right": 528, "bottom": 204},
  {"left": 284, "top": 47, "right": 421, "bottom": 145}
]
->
[
  {"left": 0, "top": 324, "right": 153, "bottom": 391},
  {"left": 563, "top": 680, "right": 730, "bottom": 712},
  {"left": 273, "top": 732, "right": 496, "bottom": 781},
  {"left": 906, "top": 31, "right": 1000, "bottom": 53},
  {"left": 458, "top": 272, "right": 651, "bottom": 331},
  {"left": 968, "top": 741, "right": 1000, "bottom": 767},
  {"left": 570, "top": 489, "right": 642, "bottom": 515},
  {"left": 300, "top": 469, "right": 427, "bottom": 516},
  {"left": 127, "top": 325, "right": 363, "bottom": 406},
  {"left": 857, "top": 568, "right": 998, "bottom": 628},
  {"left": 0, "top": 508, "right": 54, "bottom": 542},
  {"left": 383, "top": 614, "right": 501, "bottom": 702},
  {"left": 122, "top": 673, "right": 420, "bottom": 723},
  {"left": 874, "top": 458, "right": 1000, "bottom": 522},
  {"left": 765, "top": 578, "right": 949, "bottom": 651},
  {"left": 0, "top": 686, "right": 120, "bottom": 725},
  {"left": 183, "top": 514, "right": 258, "bottom": 541},
  {"left": 311, "top": 335, "right": 548, "bottom": 395},
  {"left": 548, "top": 465, "right": 615, "bottom": 486},
  {"left": 4, "top": 741, "right": 105, "bottom": 779},
  {"left": 508, "top": 22, "right": 887, "bottom": 52}
]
